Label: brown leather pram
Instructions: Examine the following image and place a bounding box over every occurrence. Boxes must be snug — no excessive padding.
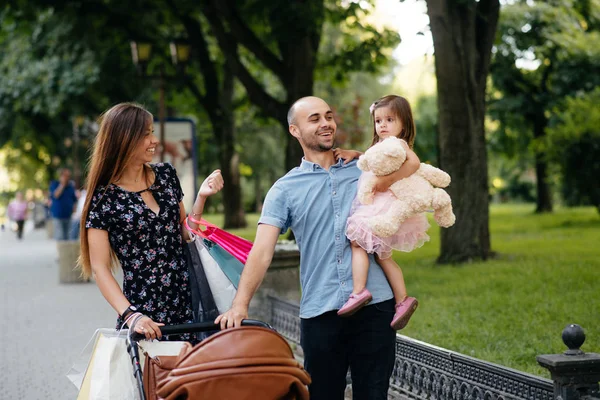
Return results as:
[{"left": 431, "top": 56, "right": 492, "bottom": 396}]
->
[{"left": 127, "top": 320, "right": 311, "bottom": 400}]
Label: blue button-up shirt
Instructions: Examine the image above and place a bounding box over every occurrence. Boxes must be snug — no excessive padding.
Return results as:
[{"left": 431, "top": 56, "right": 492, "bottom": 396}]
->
[{"left": 259, "top": 158, "right": 393, "bottom": 319}]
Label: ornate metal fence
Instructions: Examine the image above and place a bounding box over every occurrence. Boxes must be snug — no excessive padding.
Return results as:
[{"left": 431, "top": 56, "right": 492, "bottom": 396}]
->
[
  {"left": 390, "top": 335, "right": 553, "bottom": 400},
  {"left": 267, "top": 295, "right": 554, "bottom": 400},
  {"left": 269, "top": 295, "right": 301, "bottom": 345}
]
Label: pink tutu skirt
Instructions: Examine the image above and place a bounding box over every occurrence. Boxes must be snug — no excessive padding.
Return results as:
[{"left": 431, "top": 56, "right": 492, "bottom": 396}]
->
[{"left": 346, "top": 190, "right": 430, "bottom": 259}]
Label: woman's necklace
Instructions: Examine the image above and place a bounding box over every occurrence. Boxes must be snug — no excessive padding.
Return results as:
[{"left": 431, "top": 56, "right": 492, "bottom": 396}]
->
[
  {"left": 116, "top": 165, "right": 146, "bottom": 186},
  {"left": 136, "top": 166, "right": 146, "bottom": 184}
]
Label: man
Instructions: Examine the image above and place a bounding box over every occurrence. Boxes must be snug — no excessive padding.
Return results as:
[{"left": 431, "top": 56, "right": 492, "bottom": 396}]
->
[
  {"left": 49, "top": 168, "right": 77, "bottom": 241},
  {"left": 216, "top": 96, "right": 419, "bottom": 399}
]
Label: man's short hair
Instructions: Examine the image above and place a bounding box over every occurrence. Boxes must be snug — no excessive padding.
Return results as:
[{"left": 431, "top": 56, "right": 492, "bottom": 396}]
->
[
  {"left": 287, "top": 96, "right": 327, "bottom": 127},
  {"left": 287, "top": 102, "right": 298, "bottom": 126}
]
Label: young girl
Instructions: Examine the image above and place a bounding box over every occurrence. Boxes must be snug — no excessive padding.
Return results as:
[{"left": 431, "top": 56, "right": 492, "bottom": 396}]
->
[{"left": 335, "top": 95, "right": 429, "bottom": 330}]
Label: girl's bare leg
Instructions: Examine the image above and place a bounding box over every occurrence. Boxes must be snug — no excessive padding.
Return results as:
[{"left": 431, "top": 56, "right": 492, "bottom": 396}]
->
[
  {"left": 377, "top": 256, "right": 408, "bottom": 304},
  {"left": 337, "top": 242, "right": 373, "bottom": 316},
  {"left": 350, "top": 241, "right": 370, "bottom": 294},
  {"left": 377, "top": 255, "right": 419, "bottom": 330}
]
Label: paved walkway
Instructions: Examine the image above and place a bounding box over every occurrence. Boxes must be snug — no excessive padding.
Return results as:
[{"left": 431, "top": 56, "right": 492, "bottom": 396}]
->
[
  {"left": 0, "top": 223, "right": 115, "bottom": 399},
  {"left": 0, "top": 223, "right": 355, "bottom": 399}
]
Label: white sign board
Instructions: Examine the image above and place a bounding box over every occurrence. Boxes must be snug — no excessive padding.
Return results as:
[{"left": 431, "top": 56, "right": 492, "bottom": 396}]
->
[{"left": 152, "top": 118, "right": 197, "bottom": 211}]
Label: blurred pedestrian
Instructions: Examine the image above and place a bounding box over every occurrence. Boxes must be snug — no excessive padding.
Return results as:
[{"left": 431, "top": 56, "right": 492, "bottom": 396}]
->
[
  {"left": 49, "top": 168, "right": 78, "bottom": 240},
  {"left": 7, "top": 192, "right": 28, "bottom": 240}
]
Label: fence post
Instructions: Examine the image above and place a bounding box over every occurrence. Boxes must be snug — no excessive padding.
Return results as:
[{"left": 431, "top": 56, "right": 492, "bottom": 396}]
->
[{"left": 537, "top": 324, "right": 600, "bottom": 399}]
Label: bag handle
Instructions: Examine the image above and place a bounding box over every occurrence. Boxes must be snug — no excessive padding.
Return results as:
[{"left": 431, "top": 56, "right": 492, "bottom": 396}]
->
[
  {"left": 184, "top": 216, "right": 208, "bottom": 238},
  {"left": 187, "top": 214, "right": 219, "bottom": 229}
]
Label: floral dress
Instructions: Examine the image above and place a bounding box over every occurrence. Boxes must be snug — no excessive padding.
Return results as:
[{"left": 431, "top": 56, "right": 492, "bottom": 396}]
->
[{"left": 85, "top": 163, "right": 193, "bottom": 338}]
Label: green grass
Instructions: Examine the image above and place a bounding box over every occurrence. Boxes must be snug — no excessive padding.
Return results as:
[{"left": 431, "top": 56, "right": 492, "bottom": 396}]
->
[{"left": 205, "top": 205, "right": 600, "bottom": 377}]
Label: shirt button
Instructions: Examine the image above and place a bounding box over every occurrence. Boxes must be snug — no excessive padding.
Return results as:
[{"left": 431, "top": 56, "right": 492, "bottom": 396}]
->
[
  {"left": 338, "top": 259, "right": 341, "bottom": 264},
  {"left": 333, "top": 191, "right": 337, "bottom": 195},
  {"left": 336, "top": 236, "right": 340, "bottom": 240},
  {"left": 341, "top": 281, "right": 346, "bottom": 286}
]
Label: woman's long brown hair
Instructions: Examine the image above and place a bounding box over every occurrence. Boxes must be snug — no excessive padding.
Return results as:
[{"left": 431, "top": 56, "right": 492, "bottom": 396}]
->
[
  {"left": 370, "top": 95, "right": 416, "bottom": 149},
  {"left": 78, "top": 103, "right": 153, "bottom": 278}
]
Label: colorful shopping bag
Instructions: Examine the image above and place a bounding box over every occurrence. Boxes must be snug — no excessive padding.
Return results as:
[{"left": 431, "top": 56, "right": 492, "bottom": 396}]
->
[
  {"left": 187, "top": 216, "right": 253, "bottom": 264},
  {"left": 202, "top": 237, "right": 244, "bottom": 288},
  {"left": 184, "top": 218, "right": 245, "bottom": 312}
]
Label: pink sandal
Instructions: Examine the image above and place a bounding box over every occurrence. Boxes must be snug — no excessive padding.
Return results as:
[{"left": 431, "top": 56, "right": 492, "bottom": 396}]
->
[
  {"left": 337, "top": 289, "right": 373, "bottom": 317},
  {"left": 391, "top": 297, "right": 418, "bottom": 330}
]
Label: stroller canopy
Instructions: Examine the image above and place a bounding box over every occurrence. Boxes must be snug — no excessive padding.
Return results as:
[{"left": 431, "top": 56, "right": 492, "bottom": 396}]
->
[{"left": 156, "top": 326, "right": 311, "bottom": 400}]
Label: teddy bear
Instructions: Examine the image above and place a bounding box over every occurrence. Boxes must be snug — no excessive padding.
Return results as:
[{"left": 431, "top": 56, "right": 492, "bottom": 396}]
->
[{"left": 356, "top": 136, "right": 456, "bottom": 237}]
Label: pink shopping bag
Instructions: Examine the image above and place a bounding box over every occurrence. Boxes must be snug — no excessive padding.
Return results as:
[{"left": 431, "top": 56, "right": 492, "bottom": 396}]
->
[{"left": 186, "top": 216, "right": 253, "bottom": 264}]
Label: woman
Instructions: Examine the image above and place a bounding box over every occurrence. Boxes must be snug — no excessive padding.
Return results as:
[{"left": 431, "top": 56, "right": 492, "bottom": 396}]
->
[
  {"left": 79, "top": 103, "right": 223, "bottom": 341},
  {"left": 8, "top": 191, "right": 28, "bottom": 240}
]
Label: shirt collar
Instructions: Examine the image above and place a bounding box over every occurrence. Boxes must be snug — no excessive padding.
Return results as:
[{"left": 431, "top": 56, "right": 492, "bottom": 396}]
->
[{"left": 299, "top": 157, "right": 346, "bottom": 171}]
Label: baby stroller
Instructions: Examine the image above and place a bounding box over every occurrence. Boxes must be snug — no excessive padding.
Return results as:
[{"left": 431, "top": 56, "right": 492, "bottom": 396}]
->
[{"left": 127, "top": 320, "right": 311, "bottom": 400}]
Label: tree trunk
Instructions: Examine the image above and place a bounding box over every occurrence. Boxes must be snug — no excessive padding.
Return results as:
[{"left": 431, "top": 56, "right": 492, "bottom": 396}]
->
[
  {"left": 427, "top": 0, "right": 499, "bottom": 263},
  {"left": 533, "top": 111, "right": 553, "bottom": 213},
  {"left": 215, "top": 67, "right": 246, "bottom": 229},
  {"left": 202, "top": 0, "right": 321, "bottom": 173},
  {"left": 267, "top": 48, "right": 315, "bottom": 172},
  {"left": 220, "top": 149, "right": 246, "bottom": 228},
  {"left": 176, "top": 9, "right": 247, "bottom": 229},
  {"left": 281, "top": 35, "right": 318, "bottom": 171}
]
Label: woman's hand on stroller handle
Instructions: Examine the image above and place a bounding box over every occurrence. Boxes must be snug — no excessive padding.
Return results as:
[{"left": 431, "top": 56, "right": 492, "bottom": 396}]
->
[
  {"left": 130, "top": 314, "right": 165, "bottom": 341},
  {"left": 215, "top": 304, "right": 248, "bottom": 330}
]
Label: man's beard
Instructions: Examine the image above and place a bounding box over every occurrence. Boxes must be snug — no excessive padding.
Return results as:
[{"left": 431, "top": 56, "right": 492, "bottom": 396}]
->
[
  {"left": 302, "top": 129, "right": 335, "bottom": 152},
  {"left": 305, "top": 142, "right": 334, "bottom": 152}
]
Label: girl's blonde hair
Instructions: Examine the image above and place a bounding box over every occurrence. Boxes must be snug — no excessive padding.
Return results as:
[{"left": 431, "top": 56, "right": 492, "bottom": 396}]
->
[
  {"left": 370, "top": 95, "right": 416, "bottom": 149},
  {"left": 78, "top": 102, "right": 153, "bottom": 279}
]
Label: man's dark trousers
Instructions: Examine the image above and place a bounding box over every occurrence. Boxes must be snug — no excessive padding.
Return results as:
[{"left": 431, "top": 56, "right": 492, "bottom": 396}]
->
[{"left": 301, "top": 298, "right": 396, "bottom": 400}]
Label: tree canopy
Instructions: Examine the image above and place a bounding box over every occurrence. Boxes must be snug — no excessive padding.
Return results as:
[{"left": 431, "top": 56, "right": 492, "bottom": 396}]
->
[{"left": 489, "top": 0, "right": 600, "bottom": 212}]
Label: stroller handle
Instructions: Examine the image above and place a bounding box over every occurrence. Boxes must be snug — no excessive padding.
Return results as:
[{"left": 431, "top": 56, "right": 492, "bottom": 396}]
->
[{"left": 129, "top": 319, "right": 273, "bottom": 342}]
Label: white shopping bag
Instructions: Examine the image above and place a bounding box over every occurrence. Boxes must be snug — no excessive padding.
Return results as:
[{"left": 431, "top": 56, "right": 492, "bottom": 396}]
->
[
  {"left": 68, "top": 328, "right": 189, "bottom": 400},
  {"left": 89, "top": 331, "right": 139, "bottom": 400},
  {"left": 192, "top": 236, "right": 236, "bottom": 313},
  {"left": 68, "top": 329, "right": 139, "bottom": 400}
]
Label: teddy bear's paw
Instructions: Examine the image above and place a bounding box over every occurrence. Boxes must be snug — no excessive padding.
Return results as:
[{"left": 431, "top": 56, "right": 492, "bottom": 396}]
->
[
  {"left": 358, "top": 192, "right": 374, "bottom": 205},
  {"left": 435, "top": 208, "right": 456, "bottom": 228},
  {"left": 369, "top": 217, "right": 399, "bottom": 238}
]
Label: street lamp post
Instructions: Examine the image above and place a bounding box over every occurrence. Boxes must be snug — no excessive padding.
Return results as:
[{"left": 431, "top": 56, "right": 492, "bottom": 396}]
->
[{"left": 130, "top": 40, "right": 191, "bottom": 162}]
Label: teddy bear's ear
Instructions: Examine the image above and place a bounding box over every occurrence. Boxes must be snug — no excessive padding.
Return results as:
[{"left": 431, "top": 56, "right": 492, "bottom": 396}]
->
[
  {"left": 383, "top": 143, "right": 404, "bottom": 158},
  {"left": 357, "top": 155, "right": 369, "bottom": 171}
]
